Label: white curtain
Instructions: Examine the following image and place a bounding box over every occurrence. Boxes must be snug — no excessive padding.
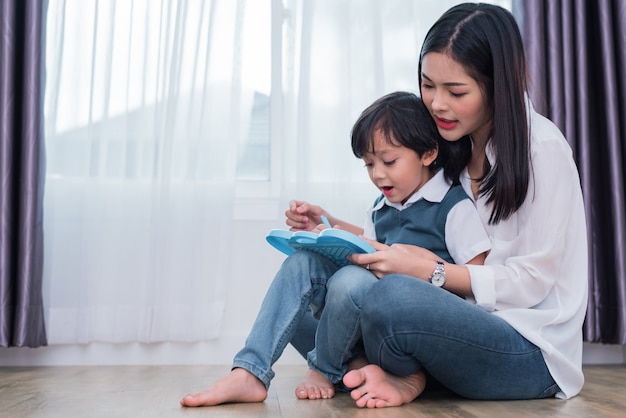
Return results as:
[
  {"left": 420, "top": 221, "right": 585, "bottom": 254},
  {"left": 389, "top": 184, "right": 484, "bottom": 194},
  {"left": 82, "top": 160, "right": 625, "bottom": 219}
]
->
[
  {"left": 278, "top": 0, "right": 428, "bottom": 216},
  {"left": 43, "top": 0, "right": 256, "bottom": 343},
  {"left": 277, "top": 0, "right": 512, "bottom": 220},
  {"left": 43, "top": 0, "right": 510, "bottom": 344}
]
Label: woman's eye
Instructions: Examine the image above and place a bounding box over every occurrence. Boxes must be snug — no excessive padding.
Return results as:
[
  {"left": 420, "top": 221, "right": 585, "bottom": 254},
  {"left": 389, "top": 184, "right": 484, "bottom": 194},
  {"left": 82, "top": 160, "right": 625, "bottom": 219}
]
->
[{"left": 450, "top": 91, "right": 465, "bottom": 98}]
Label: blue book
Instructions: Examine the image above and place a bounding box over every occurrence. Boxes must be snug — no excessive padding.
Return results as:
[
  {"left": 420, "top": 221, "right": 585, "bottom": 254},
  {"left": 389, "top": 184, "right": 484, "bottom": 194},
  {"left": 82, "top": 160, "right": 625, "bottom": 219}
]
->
[{"left": 266, "top": 228, "right": 376, "bottom": 268}]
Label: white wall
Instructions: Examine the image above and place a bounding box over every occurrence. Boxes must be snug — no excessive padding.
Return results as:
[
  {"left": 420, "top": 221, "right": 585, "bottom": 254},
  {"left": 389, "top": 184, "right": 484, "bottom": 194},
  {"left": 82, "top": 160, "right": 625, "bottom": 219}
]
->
[{"left": 1, "top": 212, "right": 624, "bottom": 366}]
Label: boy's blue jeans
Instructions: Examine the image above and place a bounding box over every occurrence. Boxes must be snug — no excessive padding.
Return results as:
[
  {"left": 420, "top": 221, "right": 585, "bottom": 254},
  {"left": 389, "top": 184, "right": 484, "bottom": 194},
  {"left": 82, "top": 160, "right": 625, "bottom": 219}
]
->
[
  {"left": 233, "top": 251, "right": 377, "bottom": 388},
  {"left": 233, "top": 252, "right": 557, "bottom": 400}
]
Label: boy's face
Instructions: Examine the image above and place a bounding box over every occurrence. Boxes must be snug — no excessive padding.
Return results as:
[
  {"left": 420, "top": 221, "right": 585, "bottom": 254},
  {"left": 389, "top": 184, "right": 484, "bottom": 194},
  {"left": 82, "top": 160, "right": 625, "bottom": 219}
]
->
[{"left": 362, "top": 130, "right": 436, "bottom": 205}]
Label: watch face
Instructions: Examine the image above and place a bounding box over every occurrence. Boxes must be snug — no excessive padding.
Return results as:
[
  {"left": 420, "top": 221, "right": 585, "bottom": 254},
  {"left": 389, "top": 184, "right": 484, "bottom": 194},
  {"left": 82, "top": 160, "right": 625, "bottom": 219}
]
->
[{"left": 431, "top": 272, "right": 445, "bottom": 287}]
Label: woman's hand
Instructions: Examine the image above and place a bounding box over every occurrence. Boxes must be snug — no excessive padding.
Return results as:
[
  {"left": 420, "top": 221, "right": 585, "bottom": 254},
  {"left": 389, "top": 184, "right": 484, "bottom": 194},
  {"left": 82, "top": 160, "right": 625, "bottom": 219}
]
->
[{"left": 350, "top": 238, "right": 440, "bottom": 280}]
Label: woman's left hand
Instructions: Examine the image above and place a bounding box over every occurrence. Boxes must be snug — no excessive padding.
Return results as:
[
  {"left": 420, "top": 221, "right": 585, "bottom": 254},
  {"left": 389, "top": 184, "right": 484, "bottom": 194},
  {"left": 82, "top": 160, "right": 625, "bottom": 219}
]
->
[{"left": 349, "top": 238, "right": 439, "bottom": 279}]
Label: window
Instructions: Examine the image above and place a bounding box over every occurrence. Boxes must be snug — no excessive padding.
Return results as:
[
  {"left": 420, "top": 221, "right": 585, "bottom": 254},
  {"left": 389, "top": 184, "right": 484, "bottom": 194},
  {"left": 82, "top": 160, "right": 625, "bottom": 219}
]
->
[{"left": 45, "top": 0, "right": 273, "bottom": 183}]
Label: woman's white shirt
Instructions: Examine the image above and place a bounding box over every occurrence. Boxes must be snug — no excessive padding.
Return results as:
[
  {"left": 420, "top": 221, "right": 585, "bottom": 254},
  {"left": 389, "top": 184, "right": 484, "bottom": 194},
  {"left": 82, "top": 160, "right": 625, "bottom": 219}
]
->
[{"left": 463, "top": 104, "right": 589, "bottom": 399}]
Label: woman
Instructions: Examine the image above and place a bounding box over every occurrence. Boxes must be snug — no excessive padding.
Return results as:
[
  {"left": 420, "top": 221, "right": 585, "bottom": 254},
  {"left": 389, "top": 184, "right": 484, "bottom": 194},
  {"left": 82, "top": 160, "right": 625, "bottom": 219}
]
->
[{"left": 289, "top": 3, "right": 588, "bottom": 408}]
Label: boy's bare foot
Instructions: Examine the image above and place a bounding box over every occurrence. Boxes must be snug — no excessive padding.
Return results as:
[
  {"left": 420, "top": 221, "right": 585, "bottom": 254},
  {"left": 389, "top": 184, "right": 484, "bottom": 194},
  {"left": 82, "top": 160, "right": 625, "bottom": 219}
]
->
[
  {"left": 295, "top": 369, "right": 335, "bottom": 399},
  {"left": 342, "top": 364, "right": 426, "bottom": 408},
  {"left": 180, "top": 368, "right": 267, "bottom": 407}
]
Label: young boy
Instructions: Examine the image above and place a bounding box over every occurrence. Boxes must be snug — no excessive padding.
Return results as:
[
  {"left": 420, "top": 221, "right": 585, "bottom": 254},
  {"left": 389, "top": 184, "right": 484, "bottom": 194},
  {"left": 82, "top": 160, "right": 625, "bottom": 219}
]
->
[{"left": 181, "top": 91, "right": 490, "bottom": 406}]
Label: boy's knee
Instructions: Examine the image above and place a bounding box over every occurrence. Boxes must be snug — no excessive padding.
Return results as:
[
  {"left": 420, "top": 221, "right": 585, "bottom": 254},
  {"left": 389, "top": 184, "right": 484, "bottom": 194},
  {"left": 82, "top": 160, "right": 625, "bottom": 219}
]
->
[
  {"left": 362, "top": 275, "right": 429, "bottom": 316},
  {"left": 327, "top": 266, "right": 375, "bottom": 306}
]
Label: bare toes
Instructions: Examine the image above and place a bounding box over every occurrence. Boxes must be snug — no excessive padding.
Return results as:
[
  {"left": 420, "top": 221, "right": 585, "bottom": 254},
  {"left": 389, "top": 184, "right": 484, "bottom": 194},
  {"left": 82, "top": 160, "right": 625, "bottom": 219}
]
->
[{"left": 295, "top": 369, "right": 335, "bottom": 400}]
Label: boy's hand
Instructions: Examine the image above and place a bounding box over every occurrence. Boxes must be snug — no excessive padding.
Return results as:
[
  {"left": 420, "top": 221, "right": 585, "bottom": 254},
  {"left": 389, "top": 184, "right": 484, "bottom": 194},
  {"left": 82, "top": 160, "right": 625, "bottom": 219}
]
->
[{"left": 285, "top": 200, "right": 326, "bottom": 231}]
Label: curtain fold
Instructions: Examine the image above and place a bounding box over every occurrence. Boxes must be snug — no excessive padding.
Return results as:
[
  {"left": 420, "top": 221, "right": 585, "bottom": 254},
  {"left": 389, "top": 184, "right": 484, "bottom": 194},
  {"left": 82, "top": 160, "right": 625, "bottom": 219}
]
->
[
  {"left": 0, "top": 0, "right": 48, "bottom": 347},
  {"left": 522, "top": 0, "right": 626, "bottom": 343}
]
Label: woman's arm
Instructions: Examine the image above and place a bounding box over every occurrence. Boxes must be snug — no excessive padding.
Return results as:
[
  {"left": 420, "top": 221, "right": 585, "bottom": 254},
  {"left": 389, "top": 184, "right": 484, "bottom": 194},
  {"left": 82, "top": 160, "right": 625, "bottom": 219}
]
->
[{"left": 350, "top": 241, "right": 479, "bottom": 298}]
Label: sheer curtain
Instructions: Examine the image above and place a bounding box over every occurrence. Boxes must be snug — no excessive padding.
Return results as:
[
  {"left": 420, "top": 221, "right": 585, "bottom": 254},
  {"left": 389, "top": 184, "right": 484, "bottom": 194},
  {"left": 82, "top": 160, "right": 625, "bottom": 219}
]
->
[
  {"left": 281, "top": 0, "right": 441, "bottom": 221},
  {"left": 43, "top": 0, "right": 511, "bottom": 345},
  {"left": 43, "top": 0, "right": 256, "bottom": 343},
  {"left": 278, "top": 0, "right": 511, "bottom": 223}
]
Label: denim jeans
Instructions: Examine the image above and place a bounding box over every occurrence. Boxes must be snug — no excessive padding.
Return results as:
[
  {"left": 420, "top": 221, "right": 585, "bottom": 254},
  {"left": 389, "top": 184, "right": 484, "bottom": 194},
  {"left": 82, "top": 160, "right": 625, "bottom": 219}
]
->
[
  {"left": 359, "top": 274, "right": 559, "bottom": 400},
  {"left": 232, "top": 251, "right": 377, "bottom": 388},
  {"left": 306, "top": 265, "right": 378, "bottom": 383}
]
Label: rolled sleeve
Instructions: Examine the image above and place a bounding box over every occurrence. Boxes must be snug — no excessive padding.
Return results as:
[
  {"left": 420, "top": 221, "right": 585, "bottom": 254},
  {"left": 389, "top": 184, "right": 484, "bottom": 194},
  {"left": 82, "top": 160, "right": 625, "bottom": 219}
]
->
[{"left": 467, "top": 264, "right": 496, "bottom": 311}]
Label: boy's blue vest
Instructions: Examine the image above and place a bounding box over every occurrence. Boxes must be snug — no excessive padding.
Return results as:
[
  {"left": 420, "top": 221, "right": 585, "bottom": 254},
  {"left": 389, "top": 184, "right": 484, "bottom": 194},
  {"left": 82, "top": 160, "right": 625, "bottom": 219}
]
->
[{"left": 373, "top": 184, "right": 470, "bottom": 264}]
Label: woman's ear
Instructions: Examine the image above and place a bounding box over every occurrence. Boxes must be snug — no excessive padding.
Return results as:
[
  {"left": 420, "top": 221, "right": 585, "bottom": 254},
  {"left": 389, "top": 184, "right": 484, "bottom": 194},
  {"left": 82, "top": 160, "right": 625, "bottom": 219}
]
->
[{"left": 422, "top": 147, "right": 439, "bottom": 167}]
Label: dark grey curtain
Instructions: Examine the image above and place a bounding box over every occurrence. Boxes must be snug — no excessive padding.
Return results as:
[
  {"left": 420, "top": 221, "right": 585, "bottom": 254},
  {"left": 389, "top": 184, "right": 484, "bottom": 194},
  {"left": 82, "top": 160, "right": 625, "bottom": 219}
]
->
[
  {"left": 520, "top": 0, "right": 626, "bottom": 344},
  {"left": 0, "top": 0, "right": 47, "bottom": 347}
]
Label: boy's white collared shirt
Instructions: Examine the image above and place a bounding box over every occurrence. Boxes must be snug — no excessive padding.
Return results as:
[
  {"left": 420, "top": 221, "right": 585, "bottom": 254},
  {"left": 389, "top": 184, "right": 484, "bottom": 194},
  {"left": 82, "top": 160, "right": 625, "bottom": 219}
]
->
[{"left": 363, "top": 169, "right": 490, "bottom": 265}]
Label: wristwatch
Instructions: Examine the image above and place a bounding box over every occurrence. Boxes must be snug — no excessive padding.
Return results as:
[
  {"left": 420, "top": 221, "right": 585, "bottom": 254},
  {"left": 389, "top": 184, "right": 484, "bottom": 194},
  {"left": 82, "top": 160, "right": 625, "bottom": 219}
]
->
[{"left": 429, "top": 261, "right": 446, "bottom": 287}]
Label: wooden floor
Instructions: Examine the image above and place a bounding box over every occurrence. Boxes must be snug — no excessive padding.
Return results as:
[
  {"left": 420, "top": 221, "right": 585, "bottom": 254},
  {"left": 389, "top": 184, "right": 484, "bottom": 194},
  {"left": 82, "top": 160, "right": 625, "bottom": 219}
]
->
[{"left": 1, "top": 364, "right": 625, "bottom": 417}]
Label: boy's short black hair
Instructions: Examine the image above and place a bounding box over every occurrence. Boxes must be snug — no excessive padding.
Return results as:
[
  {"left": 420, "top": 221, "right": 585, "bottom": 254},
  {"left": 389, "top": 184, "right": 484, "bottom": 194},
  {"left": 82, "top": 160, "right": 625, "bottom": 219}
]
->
[{"left": 351, "top": 91, "right": 470, "bottom": 184}]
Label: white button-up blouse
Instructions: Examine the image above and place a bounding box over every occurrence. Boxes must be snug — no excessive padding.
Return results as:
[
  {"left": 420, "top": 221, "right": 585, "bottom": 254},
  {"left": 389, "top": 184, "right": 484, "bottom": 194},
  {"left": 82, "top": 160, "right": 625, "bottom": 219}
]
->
[{"left": 464, "top": 103, "right": 589, "bottom": 400}]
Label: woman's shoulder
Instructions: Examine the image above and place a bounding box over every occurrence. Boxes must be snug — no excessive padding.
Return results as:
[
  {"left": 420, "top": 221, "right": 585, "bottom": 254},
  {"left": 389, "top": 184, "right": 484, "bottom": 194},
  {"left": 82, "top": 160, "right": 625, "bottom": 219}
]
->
[
  {"left": 527, "top": 106, "right": 583, "bottom": 185},
  {"left": 528, "top": 106, "right": 574, "bottom": 157},
  {"left": 529, "top": 108, "right": 565, "bottom": 141}
]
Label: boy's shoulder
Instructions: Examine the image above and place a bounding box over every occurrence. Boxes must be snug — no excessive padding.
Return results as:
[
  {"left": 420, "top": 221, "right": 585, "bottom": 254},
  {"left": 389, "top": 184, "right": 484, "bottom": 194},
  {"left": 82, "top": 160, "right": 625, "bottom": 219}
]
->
[{"left": 442, "top": 182, "right": 471, "bottom": 205}]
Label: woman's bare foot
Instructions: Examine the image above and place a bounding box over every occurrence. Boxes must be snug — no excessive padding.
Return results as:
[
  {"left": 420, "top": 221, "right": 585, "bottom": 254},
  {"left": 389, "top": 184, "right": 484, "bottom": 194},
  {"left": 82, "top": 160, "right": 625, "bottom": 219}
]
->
[
  {"left": 342, "top": 364, "right": 426, "bottom": 408},
  {"left": 180, "top": 368, "right": 267, "bottom": 407},
  {"left": 295, "top": 369, "right": 335, "bottom": 399}
]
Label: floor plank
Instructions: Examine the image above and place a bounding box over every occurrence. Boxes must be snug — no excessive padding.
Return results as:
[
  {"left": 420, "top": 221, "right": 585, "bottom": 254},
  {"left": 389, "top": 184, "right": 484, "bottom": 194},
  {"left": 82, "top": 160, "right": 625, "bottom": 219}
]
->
[{"left": 1, "top": 365, "right": 625, "bottom": 417}]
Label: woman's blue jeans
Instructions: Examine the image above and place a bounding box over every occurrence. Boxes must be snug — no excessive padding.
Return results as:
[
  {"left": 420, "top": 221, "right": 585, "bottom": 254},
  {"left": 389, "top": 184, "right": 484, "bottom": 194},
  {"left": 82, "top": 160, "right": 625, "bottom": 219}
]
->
[
  {"left": 232, "top": 251, "right": 377, "bottom": 388},
  {"left": 359, "top": 274, "right": 559, "bottom": 400},
  {"left": 233, "top": 251, "right": 556, "bottom": 400}
]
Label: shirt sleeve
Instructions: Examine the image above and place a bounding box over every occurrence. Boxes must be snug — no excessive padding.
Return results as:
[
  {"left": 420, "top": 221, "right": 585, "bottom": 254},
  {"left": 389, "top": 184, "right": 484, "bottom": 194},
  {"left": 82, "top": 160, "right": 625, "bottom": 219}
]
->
[
  {"left": 362, "top": 205, "right": 376, "bottom": 240},
  {"left": 445, "top": 199, "right": 491, "bottom": 264}
]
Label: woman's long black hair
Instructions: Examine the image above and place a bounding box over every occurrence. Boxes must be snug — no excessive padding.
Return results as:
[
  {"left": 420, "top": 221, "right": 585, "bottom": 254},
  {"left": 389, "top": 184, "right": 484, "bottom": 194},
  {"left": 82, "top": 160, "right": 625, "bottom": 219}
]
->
[{"left": 419, "top": 3, "right": 530, "bottom": 224}]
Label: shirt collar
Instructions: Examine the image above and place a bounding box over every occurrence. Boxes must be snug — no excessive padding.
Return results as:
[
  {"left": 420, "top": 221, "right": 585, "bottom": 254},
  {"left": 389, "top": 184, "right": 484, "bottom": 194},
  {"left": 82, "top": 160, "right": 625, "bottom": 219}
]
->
[{"left": 372, "top": 169, "right": 451, "bottom": 212}]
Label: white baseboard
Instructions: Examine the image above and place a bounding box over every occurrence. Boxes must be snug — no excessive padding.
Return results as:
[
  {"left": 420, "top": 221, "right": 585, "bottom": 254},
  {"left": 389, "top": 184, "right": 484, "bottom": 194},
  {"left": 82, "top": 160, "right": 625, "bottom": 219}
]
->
[
  {"left": 1, "top": 340, "right": 623, "bottom": 367},
  {"left": 0, "top": 337, "right": 305, "bottom": 367},
  {"left": 581, "top": 342, "right": 625, "bottom": 365}
]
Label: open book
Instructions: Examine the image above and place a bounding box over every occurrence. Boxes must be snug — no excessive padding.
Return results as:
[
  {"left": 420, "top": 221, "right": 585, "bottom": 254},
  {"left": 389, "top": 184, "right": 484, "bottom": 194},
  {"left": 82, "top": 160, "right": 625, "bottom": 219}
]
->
[{"left": 266, "top": 228, "right": 376, "bottom": 268}]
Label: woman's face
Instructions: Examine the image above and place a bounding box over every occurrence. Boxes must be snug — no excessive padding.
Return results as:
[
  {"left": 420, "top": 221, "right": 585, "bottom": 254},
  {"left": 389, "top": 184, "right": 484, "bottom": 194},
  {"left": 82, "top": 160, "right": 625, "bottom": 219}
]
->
[{"left": 420, "top": 52, "right": 492, "bottom": 146}]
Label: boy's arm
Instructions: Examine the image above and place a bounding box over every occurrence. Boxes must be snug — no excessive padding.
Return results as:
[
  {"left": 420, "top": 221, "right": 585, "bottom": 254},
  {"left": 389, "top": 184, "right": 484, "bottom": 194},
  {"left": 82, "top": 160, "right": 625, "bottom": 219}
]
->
[
  {"left": 285, "top": 200, "right": 363, "bottom": 235},
  {"left": 326, "top": 218, "right": 364, "bottom": 236}
]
